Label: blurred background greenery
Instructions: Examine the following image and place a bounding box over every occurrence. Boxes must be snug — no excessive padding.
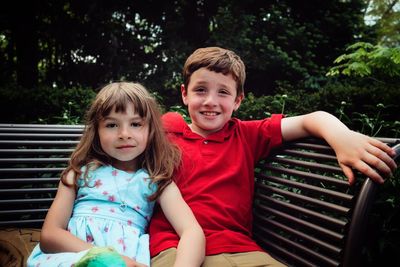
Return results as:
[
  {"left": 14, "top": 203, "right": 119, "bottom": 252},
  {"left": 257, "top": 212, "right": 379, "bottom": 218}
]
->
[{"left": 0, "top": 0, "right": 399, "bottom": 265}]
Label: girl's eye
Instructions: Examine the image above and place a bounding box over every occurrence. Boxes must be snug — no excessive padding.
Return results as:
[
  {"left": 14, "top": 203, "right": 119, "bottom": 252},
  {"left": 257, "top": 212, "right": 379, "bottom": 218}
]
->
[
  {"left": 131, "top": 122, "right": 142, "bottom": 128},
  {"left": 105, "top": 123, "right": 117, "bottom": 128}
]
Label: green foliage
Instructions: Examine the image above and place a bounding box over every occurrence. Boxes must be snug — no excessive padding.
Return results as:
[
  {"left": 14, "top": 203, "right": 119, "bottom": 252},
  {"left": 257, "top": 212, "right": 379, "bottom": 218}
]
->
[
  {"left": 318, "top": 81, "right": 399, "bottom": 135},
  {"left": 169, "top": 105, "right": 191, "bottom": 123},
  {"left": 0, "top": 0, "right": 366, "bottom": 95},
  {"left": 364, "top": 0, "right": 400, "bottom": 46},
  {"left": 207, "top": 0, "right": 365, "bottom": 93},
  {"left": 0, "top": 84, "right": 96, "bottom": 124},
  {"left": 327, "top": 42, "right": 400, "bottom": 81}
]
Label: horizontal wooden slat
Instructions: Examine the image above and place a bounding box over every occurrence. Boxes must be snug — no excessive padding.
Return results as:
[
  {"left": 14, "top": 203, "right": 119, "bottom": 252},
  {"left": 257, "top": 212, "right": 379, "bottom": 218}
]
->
[
  {"left": 0, "top": 133, "right": 81, "bottom": 139},
  {"left": 254, "top": 214, "right": 342, "bottom": 254},
  {"left": 254, "top": 202, "right": 344, "bottom": 242},
  {"left": 258, "top": 174, "right": 353, "bottom": 202},
  {"left": 0, "top": 158, "right": 69, "bottom": 163},
  {"left": 0, "top": 167, "right": 65, "bottom": 173},
  {"left": 281, "top": 149, "right": 337, "bottom": 161},
  {"left": 271, "top": 157, "right": 343, "bottom": 173},
  {"left": 0, "top": 124, "right": 84, "bottom": 129},
  {"left": 0, "top": 178, "right": 59, "bottom": 184},
  {"left": 0, "top": 127, "right": 83, "bottom": 133},
  {"left": 0, "top": 148, "right": 74, "bottom": 154},
  {"left": 0, "top": 198, "right": 54, "bottom": 205},
  {"left": 255, "top": 194, "right": 347, "bottom": 228},
  {"left": 0, "top": 188, "right": 57, "bottom": 194},
  {"left": 0, "top": 209, "right": 48, "bottom": 215},
  {"left": 0, "top": 140, "right": 79, "bottom": 145},
  {"left": 255, "top": 182, "right": 350, "bottom": 214},
  {"left": 255, "top": 224, "right": 340, "bottom": 267},
  {"left": 262, "top": 165, "right": 349, "bottom": 186}
]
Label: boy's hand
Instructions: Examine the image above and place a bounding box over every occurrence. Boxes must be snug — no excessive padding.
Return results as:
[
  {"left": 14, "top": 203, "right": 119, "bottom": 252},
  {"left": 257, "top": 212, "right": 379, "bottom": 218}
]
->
[{"left": 331, "top": 130, "right": 397, "bottom": 185}]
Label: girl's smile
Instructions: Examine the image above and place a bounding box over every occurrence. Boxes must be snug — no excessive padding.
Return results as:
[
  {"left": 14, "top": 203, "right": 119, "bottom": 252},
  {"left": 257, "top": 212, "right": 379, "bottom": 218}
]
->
[{"left": 98, "top": 102, "right": 149, "bottom": 172}]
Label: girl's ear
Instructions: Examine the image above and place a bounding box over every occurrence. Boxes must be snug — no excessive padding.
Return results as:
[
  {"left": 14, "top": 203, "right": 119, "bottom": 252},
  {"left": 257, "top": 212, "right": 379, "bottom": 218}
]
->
[
  {"left": 234, "top": 92, "right": 244, "bottom": 111},
  {"left": 181, "top": 84, "right": 188, "bottom": 106}
]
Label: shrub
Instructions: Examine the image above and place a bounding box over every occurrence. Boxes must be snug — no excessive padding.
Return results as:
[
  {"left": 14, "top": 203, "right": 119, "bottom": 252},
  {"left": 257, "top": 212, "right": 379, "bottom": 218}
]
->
[{"left": 0, "top": 84, "right": 96, "bottom": 124}]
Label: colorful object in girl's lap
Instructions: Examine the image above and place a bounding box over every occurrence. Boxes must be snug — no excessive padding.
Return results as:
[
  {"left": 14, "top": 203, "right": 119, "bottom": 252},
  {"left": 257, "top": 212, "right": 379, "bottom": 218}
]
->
[{"left": 75, "top": 247, "right": 126, "bottom": 267}]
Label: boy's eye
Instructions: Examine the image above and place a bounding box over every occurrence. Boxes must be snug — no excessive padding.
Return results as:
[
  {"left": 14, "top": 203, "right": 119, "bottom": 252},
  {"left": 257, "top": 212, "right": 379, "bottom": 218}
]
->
[
  {"left": 194, "top": 87, "right": 206, "bottom": 93},
  {"left": 219, "top": 89, "right": 230, "bottom": 95}
]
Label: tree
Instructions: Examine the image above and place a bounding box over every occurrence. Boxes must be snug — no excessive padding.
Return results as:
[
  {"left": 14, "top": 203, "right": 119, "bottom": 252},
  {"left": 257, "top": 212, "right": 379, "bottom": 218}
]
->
[
  {"left": 364, "top": 0, "right": 400, "bottom": 45},
  {"left": 1, "top": 1, "right": 39, "bottom": 89},
  {"left": 0, "top": 0, "right": 369, "bottom": 97},
  {"left": 327, "top": 42, "right": 400, "bottom": 84},
  {"left": 205, "top": 0, "right": 367, "bottom": 94}
]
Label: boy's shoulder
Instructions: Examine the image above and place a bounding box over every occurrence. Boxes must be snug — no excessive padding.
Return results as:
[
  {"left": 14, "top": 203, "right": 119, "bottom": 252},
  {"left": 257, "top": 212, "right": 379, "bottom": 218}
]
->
[{"left": 162, "top": 112, "right": 187, "bottom": 133}]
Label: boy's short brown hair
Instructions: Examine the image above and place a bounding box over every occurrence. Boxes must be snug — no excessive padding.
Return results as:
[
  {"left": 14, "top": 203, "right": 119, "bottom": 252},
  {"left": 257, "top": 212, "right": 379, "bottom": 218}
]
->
[{"left": 182, "top": 47, "right": 246, "bottom": 97}]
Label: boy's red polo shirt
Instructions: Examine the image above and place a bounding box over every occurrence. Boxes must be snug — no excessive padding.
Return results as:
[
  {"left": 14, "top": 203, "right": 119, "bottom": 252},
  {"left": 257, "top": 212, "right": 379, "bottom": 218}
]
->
[{"left": 149, "top": 112, "right": 283, "bottom": 257}]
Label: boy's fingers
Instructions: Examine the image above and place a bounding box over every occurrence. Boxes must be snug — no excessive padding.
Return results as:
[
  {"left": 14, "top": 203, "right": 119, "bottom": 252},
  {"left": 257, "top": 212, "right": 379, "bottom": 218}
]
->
[
  {"left": 340, "top": 164, "right": 355, "bottom": 185},
  {"left": 364, "top": 153, "right": 393, "bottom": 176},
  {"left": 354, "top": 160, "right": 385, "bottom": 184},
  {"left": 370, "top": 138, "right": 396, "bottom": 157},
  {"left": 366, "top": 145, "right": 397, "bottom": 171}
]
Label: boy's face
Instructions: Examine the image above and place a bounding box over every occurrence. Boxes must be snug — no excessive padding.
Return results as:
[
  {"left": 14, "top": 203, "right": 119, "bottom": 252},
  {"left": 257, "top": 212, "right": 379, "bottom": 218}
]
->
[{"left": 181, "top": 67, "right": 243, "bottom": 137}]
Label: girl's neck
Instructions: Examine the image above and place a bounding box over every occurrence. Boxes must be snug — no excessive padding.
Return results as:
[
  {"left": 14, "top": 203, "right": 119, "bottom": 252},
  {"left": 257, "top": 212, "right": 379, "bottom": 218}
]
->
[{"left": 111, "top": 160, "right": 138, "bottom": 173}]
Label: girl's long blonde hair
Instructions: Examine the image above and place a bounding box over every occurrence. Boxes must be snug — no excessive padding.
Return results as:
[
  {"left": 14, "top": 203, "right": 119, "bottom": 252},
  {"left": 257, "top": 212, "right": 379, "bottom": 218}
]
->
[{"left": 61, "top": 82, "right": 180, "bottom": 200}]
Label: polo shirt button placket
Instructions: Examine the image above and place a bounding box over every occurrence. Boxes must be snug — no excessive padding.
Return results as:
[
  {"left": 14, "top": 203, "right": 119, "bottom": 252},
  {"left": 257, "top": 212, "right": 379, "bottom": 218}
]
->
[{"left": 203, "top": 140, "right": 208, "bottom": 144}]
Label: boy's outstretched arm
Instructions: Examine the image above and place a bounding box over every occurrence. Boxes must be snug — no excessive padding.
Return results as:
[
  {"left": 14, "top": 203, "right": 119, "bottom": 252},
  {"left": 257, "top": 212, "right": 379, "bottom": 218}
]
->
[{"left": 281, "top": 111, "right": 397, "bottom": 185}]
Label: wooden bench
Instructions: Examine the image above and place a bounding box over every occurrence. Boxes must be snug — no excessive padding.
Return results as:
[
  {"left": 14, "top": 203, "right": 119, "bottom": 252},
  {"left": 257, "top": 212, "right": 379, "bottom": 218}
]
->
[{"left": 0, "top": 123, "right": 399, "bottom": 267}]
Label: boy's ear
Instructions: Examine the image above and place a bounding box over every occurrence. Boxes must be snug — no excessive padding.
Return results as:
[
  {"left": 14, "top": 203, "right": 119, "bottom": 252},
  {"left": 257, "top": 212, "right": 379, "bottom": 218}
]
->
[
  {"left": 234, "top": 92, "right": 244, "bottom": 111},
  {"left": 181, "top": 84, "right": 188, "bottom": 106}
]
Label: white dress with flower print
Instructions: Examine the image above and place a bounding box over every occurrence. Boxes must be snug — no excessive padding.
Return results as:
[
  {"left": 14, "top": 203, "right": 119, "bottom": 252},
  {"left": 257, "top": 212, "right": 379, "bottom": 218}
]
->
[{"left": 27, "top": 165, "right": 157, "bottom": 267}]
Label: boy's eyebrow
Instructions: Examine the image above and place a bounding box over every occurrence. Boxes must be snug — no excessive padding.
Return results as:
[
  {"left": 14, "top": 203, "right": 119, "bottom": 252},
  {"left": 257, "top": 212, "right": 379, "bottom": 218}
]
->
[{"left": 192, "top": 80, "right": 231, "bottom": 89}]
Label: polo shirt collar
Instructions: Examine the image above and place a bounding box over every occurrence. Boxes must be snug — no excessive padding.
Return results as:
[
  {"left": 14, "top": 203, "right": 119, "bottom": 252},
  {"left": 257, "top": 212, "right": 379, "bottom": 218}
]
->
[{"left": 163, "top": 112, "right": 236, "bottom": 142}]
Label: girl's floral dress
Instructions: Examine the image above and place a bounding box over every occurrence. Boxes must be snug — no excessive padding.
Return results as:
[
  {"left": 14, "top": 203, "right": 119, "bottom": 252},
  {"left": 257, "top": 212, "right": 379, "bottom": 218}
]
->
[{"left": 27, "top": 165, "right": 157, "bottom": 267}]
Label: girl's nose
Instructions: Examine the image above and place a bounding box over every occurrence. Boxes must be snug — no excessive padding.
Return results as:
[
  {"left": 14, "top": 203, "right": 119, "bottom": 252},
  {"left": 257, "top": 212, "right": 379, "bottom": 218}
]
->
[{"left": 118, "top": 125, "right": 132, "bottom": 139}]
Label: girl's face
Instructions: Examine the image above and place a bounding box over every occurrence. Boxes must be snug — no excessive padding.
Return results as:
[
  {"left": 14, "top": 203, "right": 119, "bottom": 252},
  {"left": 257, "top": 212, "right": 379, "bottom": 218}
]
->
[
  {"left": 98, "top": 102, "right": 149, "bottom": 172},
  {"left": 182, "top": 67, "right": 243, "bottom": 137}
]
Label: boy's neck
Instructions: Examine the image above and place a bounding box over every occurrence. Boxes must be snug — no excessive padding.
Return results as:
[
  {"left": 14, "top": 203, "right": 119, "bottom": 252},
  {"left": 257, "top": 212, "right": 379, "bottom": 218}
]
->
[{"left": 188, "top": 123, "right": 226, "bottom": 138}]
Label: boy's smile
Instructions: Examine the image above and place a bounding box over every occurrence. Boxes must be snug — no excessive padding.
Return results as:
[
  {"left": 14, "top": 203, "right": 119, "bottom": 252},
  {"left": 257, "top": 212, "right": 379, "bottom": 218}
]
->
[{"left": 182, "top": 67, "right": 243, "bottom": 137}]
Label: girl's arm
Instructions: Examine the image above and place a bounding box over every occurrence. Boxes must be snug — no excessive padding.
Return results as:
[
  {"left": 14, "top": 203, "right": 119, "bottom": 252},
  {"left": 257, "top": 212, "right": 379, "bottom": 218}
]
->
[
  {"left": 39, "top": 170, "right": 93, "bottom": 253},
  {"left": 281, "top": 111, "right": 397, "bottom": 185},
  {"left": 158, "top": 181, "right": 205, "bottom": 267}
]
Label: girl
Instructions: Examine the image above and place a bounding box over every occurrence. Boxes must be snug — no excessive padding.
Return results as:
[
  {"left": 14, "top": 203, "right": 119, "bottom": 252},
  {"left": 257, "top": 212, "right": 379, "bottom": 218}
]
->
[{"left": 27, "top": 82, "right": 205, "bottom": 267}]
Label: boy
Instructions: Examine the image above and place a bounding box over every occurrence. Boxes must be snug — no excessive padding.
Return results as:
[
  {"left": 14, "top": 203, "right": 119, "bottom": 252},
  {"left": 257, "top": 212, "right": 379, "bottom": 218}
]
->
[{"left": 149, "top": 47, "right": 397, "bottom": 266}]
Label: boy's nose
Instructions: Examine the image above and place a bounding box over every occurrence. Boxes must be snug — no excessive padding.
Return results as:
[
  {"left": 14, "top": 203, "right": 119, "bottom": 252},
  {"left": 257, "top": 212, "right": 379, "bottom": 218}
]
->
[{"left": 203, "top": 93, "right": 217, "bottom": 106}]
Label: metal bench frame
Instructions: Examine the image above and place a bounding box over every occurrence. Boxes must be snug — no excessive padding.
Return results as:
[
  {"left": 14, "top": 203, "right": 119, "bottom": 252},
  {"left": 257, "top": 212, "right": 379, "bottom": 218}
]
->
[{"left": 0, "top": 123, "right": 399, "bottom": 267}]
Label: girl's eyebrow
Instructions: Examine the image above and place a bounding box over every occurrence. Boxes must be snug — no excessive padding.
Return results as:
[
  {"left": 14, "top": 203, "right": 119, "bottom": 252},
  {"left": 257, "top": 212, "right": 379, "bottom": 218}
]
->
[{"left": 103, "top": 114, "right": 143, "bottom": 120}]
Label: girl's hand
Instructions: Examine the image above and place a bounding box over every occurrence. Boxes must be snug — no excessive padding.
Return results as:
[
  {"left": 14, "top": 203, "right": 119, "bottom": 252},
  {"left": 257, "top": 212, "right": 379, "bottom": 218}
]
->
[{"left": 121, "top": 255, "right": 148, "bottom": 267}]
